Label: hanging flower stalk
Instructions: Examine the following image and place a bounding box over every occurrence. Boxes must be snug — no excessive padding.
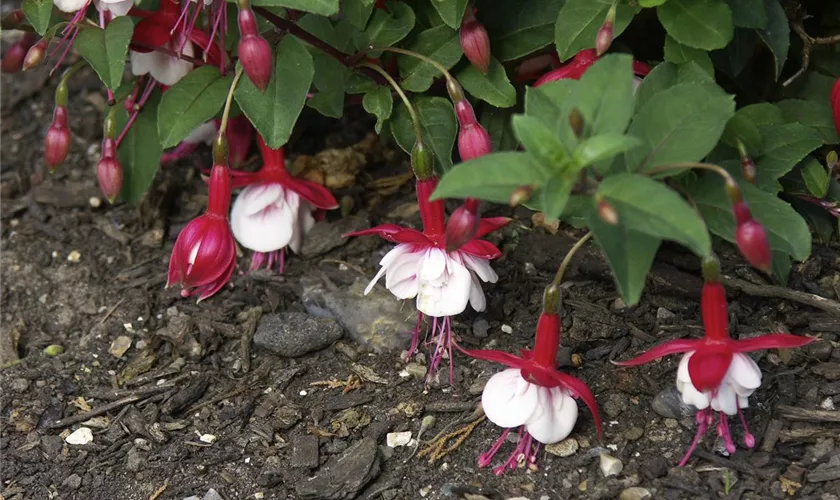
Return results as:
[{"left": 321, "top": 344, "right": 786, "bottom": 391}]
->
[{"left": 615, "top": 254, "right": 813, "bottom": 465}]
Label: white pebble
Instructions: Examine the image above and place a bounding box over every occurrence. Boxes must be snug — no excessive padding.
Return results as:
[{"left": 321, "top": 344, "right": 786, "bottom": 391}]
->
[
  {"left": 600, "top": 452, "right": 623, "bottom": 477},
  {"left": 65, "top": 427, "right": 94, "bottom": 445},
  {"left": 199, "top": 434, "right": 217, "bottom": 444},
  {"left": 501, "top": 324, "right": 513, "bottom": 334},
  {"left": 67, "top": 250, "right": 81, "bottom": 262},
  {"left": 89, "top": 197, "right": 102, "bottom": 208},
  {"left": 386, "top": 431, "right": 412, "bottom": 447}
]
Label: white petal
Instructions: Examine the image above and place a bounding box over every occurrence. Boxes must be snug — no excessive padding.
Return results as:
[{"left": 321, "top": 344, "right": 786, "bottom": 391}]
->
[
  {"left": 363, "top": 244, "right": 417, "bottom": 296},
  {"left": 96, "top": 0, "right": 133, "bottom": 15},
  {"left": 420, "top": 248, "right": 447, "bottom": 281},
  {"left": 288, "top": 198, "right": 315, "bottom": 254},
  {"left": 677, "top": 353, "right": 711, "bottom": 410},
  {"left": 481, "top": 369, "right": 540, "bottom": 428},
  {"left": 183, "top": 122, "right": 219, "bottom": 145},
  {"left": 728, "top": 353, "right": 762, "bottom": 393},
  {"left": 235, "top": 184, "right": 285, "bottom": 216},
  {"left": 468, "top": 272, "right": 486, "bottom": 312},
  {"left": 460, "top": 253, "right": 498, "bottom": 283},
  {"left": 711, "top": 382, "right": 738, "bottom": 415},
  {"left": 187, "top": 241, "right": 201, "bottom": 266},
  {"left": 230, "top": 185, "right": 294, "bottom": 252},
  {"left": 131, "top": 39, "right": 194, "bottom": 86},
  {"left": 525, "top": 387, "right": 578, "bottom": 444},
  {"left": 416, "top": 257, "right": 471, "bottom": 317},
  {"left": 54, "top": 0, "right": 87, "bottom": 12},
  {"left": 363, "top": 265, "right": 388, "bottom": 296}
]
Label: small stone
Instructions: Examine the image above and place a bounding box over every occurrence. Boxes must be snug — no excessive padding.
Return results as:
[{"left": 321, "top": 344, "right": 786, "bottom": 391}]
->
[
  {"left": 472, "top": 318, "right": 490, "bottom": 338},
  {"left": 296, "top": 437, "right": 380, "bottom": 499},
  {"left": 656, "top": 307, "right": 676, "bottom": 322},
  {"left": 651, "top": 386, "right": 696, "bottom": 419},
  {"left": 44, "top": 344, "right": 65, "bottom": 356},
  {"left": 89, "top": 197, "right": 102, "bottom": 208},
  {"left": 199, "top": 434, "right": 217, "bottom": 444},
  {"left": 404, "top": 363, "right": 426, "bottom": 380},
  {"left": 202, "top": 489, "right": 223, "bottom": 500},
  {"left": 501, "top": 324, "right": 513, "bottom": 334},
  {"left": 612, "top": 298, "right": 629, "bottom": 311},
  {"left": 641, "top": 456, "right": 668, "bottom": 479},
  {"left": 40, "top": 435, "right": 65, "bottom": 459},
  {"left": 67, "top": 250, "right": 81, "bottom": 262},
  {"left": 604, "top": 393, "right": 628, "bottom": 418},
  {"left": 619, "top": 487, "right": 651, "bottom": 500},
  {"left": 545, "top": 438, "right": 579, "bottom": 457},
  {"left": 62, "top": 474, "right": 82, "bottom": 490},
  {"left": 386, "top": 431, "right": 412, "bottom": 447},
  {"left": 292, "top": 435, "right": 320, "bottom": 469},
  {"left": 109, "top": 335, "right": 132, "bottom": 358},
  {"left": 254, "top": 313, "right": 343, "bottom": 357},
  {"left": 126, "top": 446, "right": 144, "bottom": 472},
  {"left": 623, "top": 427, "right": 644, "bottom": 441},
  {"left": 300, "top": 216, "right": 371, "bottom": 258},
  {"left": 813, "top": 362, "right": 840, "bottom": 381},
  {"left": 65, "top": 427, "right": 93, "bottom": 445},
  {"left": 599, "top": 452, "right": 623, "bottom": 477},
  {"left": 10, "top": 378, "right": 29, "bottom": 392}
]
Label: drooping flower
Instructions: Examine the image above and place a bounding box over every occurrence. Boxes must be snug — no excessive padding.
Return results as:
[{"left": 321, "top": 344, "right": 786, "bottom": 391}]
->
[
  {"left": 725, "top": 181, "right": 772, "bottom": 272},
  {"left": 129, "top": 0, "right": 224, "bottom": 86},
  {"left": 346, "top": 173, "right": 509, "bottom": 380},
  {"left": 229, "top": 134, "right": 338, "bottom": 273},
  {"left": 459, "top": 6, "right": 491, "bottom": 75},
  {"left": 831, "top": 77, "right": 840, "bottom": 137},
  {"left": 615, "top": 256, "right": 813, "bottom": 465},
  {"left": 237, "top": 3, "right": 273, "bottom": 92},
  {"left": 44, "top": 104, "right": 71, "bottom": 172},
  {"left": 463, "top": 285, "right": 602, "bottom": 475},
  {"left": 533, "top": 48, "right": 650, "bottom": 88},
  {"left": 1, "top": 33, "right": 37, "bottom": 73},
  {"left": 96, "top": 137, "right": 123, "bottom": 203},
  {"left": 167, "top": 161, "right": 237, "bottom": 301}
]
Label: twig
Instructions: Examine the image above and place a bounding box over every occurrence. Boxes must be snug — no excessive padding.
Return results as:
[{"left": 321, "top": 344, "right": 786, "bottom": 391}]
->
[
  {"left": 776, "top": 404, "right": 840, "bottom": 423},
  {"left": 784, "top": 12, "right": 840, "bottom": 87},
  {"left": 253, "top": 7, "right": 350, "bottom": 64},
  {"left": 148, "top": 480, "right": 168, "bottom": 500},
  {"left": 721, "top": 275, "right": 840, "bottom": 317},
  {"left": 49, "top": 394, "right": 145, "bottom": 429},
  {"left": 98, "top": 298, "right": 125, "bottom": 325}
]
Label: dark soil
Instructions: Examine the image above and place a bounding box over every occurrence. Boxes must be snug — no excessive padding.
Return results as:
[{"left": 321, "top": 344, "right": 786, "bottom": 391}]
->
[{"left": 3, "top": 57, "right": 840, "bottom": 500}]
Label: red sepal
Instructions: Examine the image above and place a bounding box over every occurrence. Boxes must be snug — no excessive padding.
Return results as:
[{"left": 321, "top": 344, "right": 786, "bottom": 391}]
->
[
  {"left": 284, "top": 177, "right": 339, "bottom": 210},
  {"left": 832, "top": 77, "right": 840, "bottom": 136},
  {"left": 732, "top": 333, "right": 815, "bottom": 353},
  {"left": 344, "top": 224, "right": 432, "bottom": 245},
  {"left": 686, "top": 347, "right": 732, "bottom": 392},
  {"left": 460, "top": 239, "right": 503, "bottom": 260},
  {"left": 701, "top": 282, "right": 729, "bottom": 341},
  {"left": 474, "top": 216, "right": 511, "bottom": 238},
  {"left": 613, "top": 339, "right": 701, "bottom": 366}
]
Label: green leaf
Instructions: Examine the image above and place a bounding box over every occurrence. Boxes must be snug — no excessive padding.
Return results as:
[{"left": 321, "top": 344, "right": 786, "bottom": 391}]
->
[
  {"left": 249, "top": 0, "right": 339, "bottom": 15},
  {"left": 775, "top": 99, "right": 840, "bottom": 144},
  {"left": 480, "top": 106, "right": 518, "bottom": 152},
  {"left": 524, "top": 79, "right": 578, "bottom": 152},
  {"left": 361, "top": 1, "right": 415, "bottom": 48},
  {"left": 712, "top": 29, "right": 759, "bottom": 78},
  {"left": 658, "top": 0, "right": 733, "bottom": 50},
  {"left": 482, "top": 0, "right": 563, "bottom": 61},
  {"left": 362, "top": 85, "right": 393, "bottom": 134},
  {"left": 634, "top": 62, "right": 678, "bottom": 111},
  {"left": 754, "top": 124, "right": 822, "bottom": 191},
  {"left": 627, "top": 83, "right": 735, "bottom": 171},
  {"left": 757, "top": 0, "right": 789, "bottom": 80},
  {"left": 390, "top": 96, "right": 457, "bottom": 171},
  {"left": 511, "top": 115, "right": 570, "bottom": 171},
  {"left": 801, "top": 158, "right": 830, "bottom": 198},
  {"left": 398, "top": 25, "right": 462, "bottom": 92},
  {"left": 157, "top": 67, "right": 231, "bottom": 148},
  {"left": 588, "top": 211, "right": 661, "bottom": 306},
  {"left": 430, "top": 0, "right": 468, "bottom": 29},
  {"left": 73, "top": 17, "right": 134, "bottom": 90},
  {"left": 432, "top": 152, "right": 550, "bottom": 202},
  {"left": 725, "top": 0, "right": 767, "bottom": 28},
  {"left": 573, "top": 134, "right": 643, "bottom": 166},
  {"left": 722, "top": 111, "right": 763, "bottom": 155},
  {"left": 664, "top": 35, "right": 714, "bottom": 76},
  {"left": 737, "top": 102, "right": 783, "bottom": 126},
  {"left": 235, "top": 36, "right": 314, "bottom": 149},
  {"left": 676, "top": 60, "right": 717, "bottom": 85},
  {"left": 343, "top": 0, "right": 376, "bottom": 29},
  {"left": 598, "top": 173, "right": 711, "bottom": 256},
  {"left": 554, "top": 0, "right": 638, "bottom": 60},
  {"left": 568, "top": 54, "right": 636, "bottom": 137},
  {"left": 689, "top": 174, "right": 811, "bottom": 260},
  {"left": 540, "top": 175, "right": 573, "bottom": 221},
  {"left": 456, "top": 57, "right": 516, "bottom": 108},
  {"left": 639, "top": 0, "right": 668, "bottom": 6},
  {"left": 117, "top": 93, "right": 163, "bottom": 204},
  {"left": 306, "top": 90, "right": 344, "bottom": 118},
  {"left": 22, "top": 0, "right": 52, "bottom": 35}
]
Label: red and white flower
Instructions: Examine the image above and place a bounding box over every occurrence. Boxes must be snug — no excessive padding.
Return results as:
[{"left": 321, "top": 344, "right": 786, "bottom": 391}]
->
[
  {"left": 616, "top": 261, "right": 813, "bottom": 465},
  {"left": 229, "top": 134, "right": 338, "bottom": 272}
]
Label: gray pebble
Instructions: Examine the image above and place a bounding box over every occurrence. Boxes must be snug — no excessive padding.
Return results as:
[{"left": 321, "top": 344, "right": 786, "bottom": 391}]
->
[{"left": 254, "top": 313, "right": 343, "bottom": 357}]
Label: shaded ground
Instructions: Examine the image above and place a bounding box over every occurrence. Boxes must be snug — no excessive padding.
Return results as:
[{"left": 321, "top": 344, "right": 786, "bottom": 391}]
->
[{"left": 2, "top": 58, "right": 840, "bottom": 500}]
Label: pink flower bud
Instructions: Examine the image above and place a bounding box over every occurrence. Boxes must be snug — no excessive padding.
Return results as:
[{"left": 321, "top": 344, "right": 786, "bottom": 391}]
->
[
  {"left": 458, "top": 122, "right": 492, "bottom": 161},
  {"left": 445, "top": 205, "right": 479, "bottom": 253},
  {"left": 1, "top": 10, "right": 26, "bottom": 30},
  {"left": 23, "top": 37, "right": 48, "bottom": 71},
  {"left": 735, "top": 218, "right": 772, "bottom": 272},
  {"left": 460, "top": 9, "right": 491, "bottom": 75},
  {"left": 96, "top": 138, "right": 123, "bottom": 203},
  {"left": 44, "top": 106, "right": 71, "bottom": 172},
  {"left": 225, "top": 114, "right": 254, "bottom": 168},
  {"left": 2, "top": 33, "right": 37, "bottom": 74},
  {"left": 509, "top": 185, "right": 534, "bottom": 206},
  {"left": 595, "top": 6, "right": 615, "bottom": 56},
  {"left": 744, "top": 432, "right": 756, "bottom": 449},
  {"left": 597, "top": 198, "right": 619, "bottom": 225},
  {"left": 238, "top": 8, "right": 272, "bottom": 92}
]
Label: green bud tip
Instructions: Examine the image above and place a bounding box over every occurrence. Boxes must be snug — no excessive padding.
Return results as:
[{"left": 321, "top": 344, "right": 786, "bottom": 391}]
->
[
  {"left": 543, "top": 283, "right": 561, "bottom": 314},
  {"left": 701, "top": 254, "right": 721, "bottom": 283}
]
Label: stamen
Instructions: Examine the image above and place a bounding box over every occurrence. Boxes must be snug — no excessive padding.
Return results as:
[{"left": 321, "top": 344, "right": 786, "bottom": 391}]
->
[
  {"left": 716, "top": 413, "right": 736, "bottom": 454},
  {"left": 678, "top": 408, "right": 711, "bottom": 467},
  {"left": 477, "top": 428, "right": 510, "bottom": 468},
  {"left": 736, "top": 400, "right": 755, "bottom": 448}
]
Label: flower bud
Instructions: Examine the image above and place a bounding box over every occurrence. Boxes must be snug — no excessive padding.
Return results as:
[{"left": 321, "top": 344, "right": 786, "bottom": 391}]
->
[
  {"left": 410, "top": 140, "right": 435, "bottom": 180},
  {"left": 827, "top": 150, "right": 838, "bottom": 177},
  {"left": 595, "top": 5, "right": 615, "bottom": 56},
  {"left": 445, "top": 205, "right": 479, "bottom": 253},
  {"left": 238, "top": 7, "right": 272, "bottom": 92},
  {"left": 737, "top": 140, "right": 756, "bottom": 185},
  {"left": 44, "top": 106, "right": 71, "bottom": 172},
  {"left": 458, "top": 122, "right": 491, "bottom": 161},
  {"left": 2, "top": 33, "right": 37, "bottom": 74},
  {"left": 1, "top": 10, "right": 26, "bottom": 30},
  {"left": 735, "top": 217, "right": 772, "bottom": 272},
  {"left": 23, "top": 37, "right": 48, "bottom": 71},
  {"left": 509, "top": 185, "right": 534, "bottom": 207},
  {"left": 700, "top": 254, "right": 721, "bottom": 284},
  {"left": 96, "top": 138, "right": 123, "bottom": 203},
  {"left": 533, "top": 49, "right": 598, "bottom": 87},
  {"left": 569, "top": 108, "right": 584, "bottom": 139},
  {"left": 596, "top": 197, "right": 618, "bottom": 225},
  {"left": 459, "top": 9, "right": 491, "bottom": 75}
]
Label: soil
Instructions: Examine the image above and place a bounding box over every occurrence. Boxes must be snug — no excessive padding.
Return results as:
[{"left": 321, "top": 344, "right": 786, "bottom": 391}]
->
[{"left": 3, "top": 57, "right": 840, "bottom": 500}]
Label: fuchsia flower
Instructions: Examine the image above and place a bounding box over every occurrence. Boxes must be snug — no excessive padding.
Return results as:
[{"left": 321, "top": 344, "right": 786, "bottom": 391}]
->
[
  {"left": 461, "top": 285, "right": 602, "bottom": 475},
  {"left": 129, "top": 0, "right": 224, "bottom": 85},
  {"left": 96, "top": 137, "right": 123, "bottom": 203},
  {"left": 1, "top": 33, "right": 37, "bottom": 73},
  {"left": 459, "top": 7, "right": 491, "bottom": 75},
  {"left": 167, "top": 161, "right": 237, "bottom": 301},
  {"left": 533, "top": 49, "right": 650, "bottom": 87},
  {"left": 616, "top": 258, "right": 812, "bottom": 465},
  {"left": 44, "top": 105, "right": 71, "bottom": 172},
  {"left": 229, "top": 134, "right": 338, "bottom": 273},
  {"left": 237, "top": 4, "right": 273, "bottom": 92},
  {"left": 832, "top": 77, "right": 840, "bottom": 137}
]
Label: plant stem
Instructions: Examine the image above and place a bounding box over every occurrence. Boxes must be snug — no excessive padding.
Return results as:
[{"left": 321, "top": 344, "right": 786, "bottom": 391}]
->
[
  {"left": 645, "top": 162, "right": 737, "bottom": 187},
  {"left": 219, "top": 66, "right": 245, "bottom": 137},
  {"left": 254, "top": 7, "right": 349, "bottom": 63},
  {"left": 372, "top": 46, "right": 457, "bottom": 87},
  {"left": 550, "top": 231, "right": 593, "bottom": 289},
  {"left": 358, "top": 62, "right": 423, "bottom": 143}
]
